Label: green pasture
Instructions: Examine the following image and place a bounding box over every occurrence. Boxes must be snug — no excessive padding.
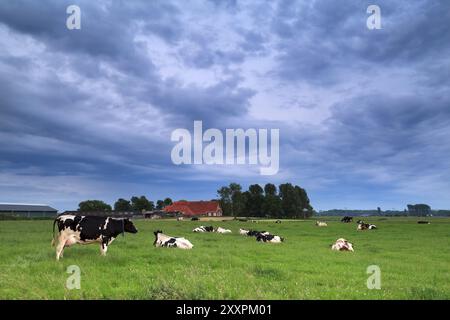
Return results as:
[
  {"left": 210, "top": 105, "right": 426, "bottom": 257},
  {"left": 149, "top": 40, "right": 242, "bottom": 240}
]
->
[{"left": 0, "top": 217, "right": 448, "bottom": 299}]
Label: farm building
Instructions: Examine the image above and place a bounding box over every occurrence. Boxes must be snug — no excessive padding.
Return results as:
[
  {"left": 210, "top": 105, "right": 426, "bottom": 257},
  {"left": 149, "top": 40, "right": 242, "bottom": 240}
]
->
[
  {"left": 0, "top": 203, "right": 58, "bottom": 217},
  {"left": 60, "top": 211, "right": 138, "bottom": 218},
  {"left": 163, "top": 200, "right": 222, "bottom": 217}
]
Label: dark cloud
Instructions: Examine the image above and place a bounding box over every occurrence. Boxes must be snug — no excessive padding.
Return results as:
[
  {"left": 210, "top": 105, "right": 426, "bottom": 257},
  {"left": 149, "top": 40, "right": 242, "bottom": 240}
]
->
[
  {"left": 272, "top": 0, "right": 450, "bottom": 85},
  {"left": 0, "top": 0, "right": 449, "bottom": 210}
]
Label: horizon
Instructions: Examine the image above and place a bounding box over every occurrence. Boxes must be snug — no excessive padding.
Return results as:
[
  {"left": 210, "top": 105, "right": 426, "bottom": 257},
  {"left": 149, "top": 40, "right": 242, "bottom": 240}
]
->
[{"left": 1, "top": 1, "right": 450, "bottom": 212}]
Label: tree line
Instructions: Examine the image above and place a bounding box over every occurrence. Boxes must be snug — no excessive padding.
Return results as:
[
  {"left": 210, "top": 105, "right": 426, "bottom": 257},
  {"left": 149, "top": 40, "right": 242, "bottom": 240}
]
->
[
  {"left": 78, "top": 196, "right": 173, "bottom": 212},
  {"left": 217, "top": 182, "right": 314, "bottom": 218}
]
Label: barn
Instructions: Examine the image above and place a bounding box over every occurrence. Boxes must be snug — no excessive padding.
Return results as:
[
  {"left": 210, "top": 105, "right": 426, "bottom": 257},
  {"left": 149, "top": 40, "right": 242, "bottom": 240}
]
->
[
  {"left": 0, "top": 203, "right": 58, "bottom": 218},
  {"left": 163, "top": 200, "right": 222, "bottom": 217}
]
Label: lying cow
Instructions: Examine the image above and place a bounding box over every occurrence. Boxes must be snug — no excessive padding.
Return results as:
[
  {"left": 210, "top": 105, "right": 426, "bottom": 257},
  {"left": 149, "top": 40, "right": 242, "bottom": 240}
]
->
[
  {"left": 417, "top": 221, "right": 430, "bottom": 224},
  {"left": 331, "top": 238, "right": 354, "bottom": 252},
  {"left": 193, "top": 225, "right": 214, "bottom": 232},
  {"left": 315, "top": 221, "right": 327, "bottom": 227},
  {"left": 239, "top": 228, "right": 249, "bottom": 235},
  {"left": 215, "top": 227, "right": 232, "bottom": 234},
  {"left": 341, "top": 216, "right": 353, "bottom": 223},
  {"left": 357, "top": 221, "right": 377, "bottom": 230},
  {"left": 153, "top": 230, "right": 193, "bottom": 249},
  {"left": 256, "top": 233, "right": 284, "bottom": 243},
  {"left": 239, "top": 229, "right": 270, "bottom": 237},
  {"left": 52, "top": 214, "right": 138, "bottom": 260}
]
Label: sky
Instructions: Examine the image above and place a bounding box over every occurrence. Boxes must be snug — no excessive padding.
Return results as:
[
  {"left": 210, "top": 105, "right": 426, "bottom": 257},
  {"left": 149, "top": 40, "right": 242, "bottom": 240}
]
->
[{"left": 0, "top": 0, "right": 449, "bottom": 211}]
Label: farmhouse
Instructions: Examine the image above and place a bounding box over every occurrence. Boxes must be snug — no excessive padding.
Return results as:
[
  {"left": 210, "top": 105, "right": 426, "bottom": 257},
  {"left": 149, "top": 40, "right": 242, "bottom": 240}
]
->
[
  {"left": 0, "top": 203, "right": 58, "bottom": 217},
  {"left": 164, "top": 200, "right": 222, "bottom": 217}
]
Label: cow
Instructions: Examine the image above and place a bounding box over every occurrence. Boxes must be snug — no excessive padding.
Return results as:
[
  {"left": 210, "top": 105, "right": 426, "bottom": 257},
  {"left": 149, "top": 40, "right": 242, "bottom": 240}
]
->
[
  {"left": 153, "top": 230, "right": 193, "bottom": 249},
  {"left": 239, "top": 228, "right": 249, "bottom": 235},
  {"left": 239, "top": 228, "right": 271, "bottom": 238},
  {"left": 247, "top": 230, "right": 269, "bottom": 237},
  {"left": 52, "top": 214, "right": 138, "bottom": 260},
  {"left": 256, "top": 233, "right": 284, "bottom": 243},
  {"left": 341, "top": 216, "right": 353, "bottom": 223},
  {"left": 331, "top": 238, "right": 354, "bottom": 252},
  {"left": 215, "top": 227, "right": 232, "bottom": 234},
  {"left": 315, "top": 221, "right": 328, "bottom": 227},
  {"left": 193, "top": 225, "right": 214, "bottom": 232},
  {"left": 357, "top": 221, "right": 377, "bottom": 230},
  {"left": 417, "top": 221, "right": 430, "bottom": 224}
]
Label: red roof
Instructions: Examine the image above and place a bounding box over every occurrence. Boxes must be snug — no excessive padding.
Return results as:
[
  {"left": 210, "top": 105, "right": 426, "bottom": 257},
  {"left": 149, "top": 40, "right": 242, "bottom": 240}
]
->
[{"left": 163, "top": 201, "right": 221, "bottom": 216}]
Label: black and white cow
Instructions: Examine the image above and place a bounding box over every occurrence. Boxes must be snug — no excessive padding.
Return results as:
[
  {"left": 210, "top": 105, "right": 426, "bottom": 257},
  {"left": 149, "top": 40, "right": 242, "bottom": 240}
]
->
[
  {"left": 52, "top": 214, "right": 138, "bottom": 260},
  {"left": 153, "top": 230, "right": 193, "bottom": 249},
  {"left": 256, "top": 233, "right": 284, "bottom": 243},
  {"left": 193, "top": 225, "right": 214, "bottom": 232},
  {"left": 356, "top": 220, "right": 377, "bottom": 230},
  {"left": 239, "top": 229, "right": 270, "bottom": 237},
  {"left": 341, "top": 216, "right": 353, "bottom": 223}
]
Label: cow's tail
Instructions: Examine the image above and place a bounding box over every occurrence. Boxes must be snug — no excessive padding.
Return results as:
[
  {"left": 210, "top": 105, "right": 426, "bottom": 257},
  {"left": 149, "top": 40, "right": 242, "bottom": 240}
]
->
[{"left": 51, "top": 218, "right": 58, "bottom": 247}]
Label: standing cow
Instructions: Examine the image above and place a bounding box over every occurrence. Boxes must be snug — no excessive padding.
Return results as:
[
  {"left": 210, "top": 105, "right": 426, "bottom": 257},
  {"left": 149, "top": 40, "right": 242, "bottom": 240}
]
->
[
  {"left": 341, "top": 216, "right": 353, "bottom": 223},
  {"left": 52, "top": 214, "right": 138, "bottom": 260}
]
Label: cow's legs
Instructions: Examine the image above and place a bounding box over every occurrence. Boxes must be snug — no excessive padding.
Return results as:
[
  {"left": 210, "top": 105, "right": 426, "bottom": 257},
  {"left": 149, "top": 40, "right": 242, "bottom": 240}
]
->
[
  {"left": 56, "top": 235, "right": 66, "bottom": 261},
  {"left": 100, "top": 238, "right": 109, "bottom": 256}
]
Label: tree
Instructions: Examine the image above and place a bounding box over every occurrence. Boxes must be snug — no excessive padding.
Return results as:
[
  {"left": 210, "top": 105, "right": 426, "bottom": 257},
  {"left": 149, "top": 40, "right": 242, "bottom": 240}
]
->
[
  {"left": 163, "top": 198, "right": 173, "bottom": 207},
  {"left": 156, "top": 200, "right": 165, "bottom": 210},
  {"left": 229, "top": 183, "right": 247, "bottom": 217},
  {"left": 114, "top": 198, "right": 131, "bottom": 211},
  {"left": 279, "top": 184, "right": 313, "bottom": 218},
  {"left": 78, "top": 200, "right": 112, "bottom": 212},
  {"left": 294, "top": 185, "right": 313, "bottom": 218},
  {"left": 247, "top": 184, "right": 264, "bottom": 217},
  {"left": 217, "top": 186, "right": 232, "bottom": 216},
  {"left": 279, "top": 183, "right": 296, "bottom": 217},
  {"left": 131, "top": 196, "right": 154, "bottom": 212},
  {"left": 262, "top": 183, "right": 282, "bottom": 217},
  {"left": 218, "top": 182, "right": 314, "bottom": 218}
]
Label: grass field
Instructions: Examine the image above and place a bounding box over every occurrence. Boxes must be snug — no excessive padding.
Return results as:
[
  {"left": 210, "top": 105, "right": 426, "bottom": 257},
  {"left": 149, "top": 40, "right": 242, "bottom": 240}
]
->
[{"left": 0, "top": 217, "right": 449, "bottom": 299}]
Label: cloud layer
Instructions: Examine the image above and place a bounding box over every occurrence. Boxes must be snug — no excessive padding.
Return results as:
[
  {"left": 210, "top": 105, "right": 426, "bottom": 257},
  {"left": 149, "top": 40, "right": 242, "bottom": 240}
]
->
[{"left": 1, "top": 0, "right": 449, "bottom": 210}]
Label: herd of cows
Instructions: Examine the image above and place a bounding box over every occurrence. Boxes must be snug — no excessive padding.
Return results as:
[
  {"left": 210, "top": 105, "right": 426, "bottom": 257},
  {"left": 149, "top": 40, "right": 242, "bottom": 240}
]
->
[{"left": 51, "top": 214, "right": 385, "bottom": 260}]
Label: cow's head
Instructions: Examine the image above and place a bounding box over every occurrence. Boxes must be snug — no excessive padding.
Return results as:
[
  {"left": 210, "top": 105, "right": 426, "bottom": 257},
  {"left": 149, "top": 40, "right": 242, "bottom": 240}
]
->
[
  {"left": 153, "top": 230, "right": 163, "bottom": 246},
  {"left": 124, "top": 219, "right": 138, "bottom": 233}
]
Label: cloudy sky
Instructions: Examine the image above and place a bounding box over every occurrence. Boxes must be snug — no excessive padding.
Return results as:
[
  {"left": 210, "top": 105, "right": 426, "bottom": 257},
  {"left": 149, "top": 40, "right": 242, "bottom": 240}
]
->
[{"left": 1, "top": 0, "right": 449, "bottom": 211}]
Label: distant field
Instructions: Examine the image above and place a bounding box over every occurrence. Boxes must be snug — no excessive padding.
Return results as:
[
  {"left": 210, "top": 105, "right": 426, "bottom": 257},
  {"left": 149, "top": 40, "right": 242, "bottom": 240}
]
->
[{"left": 0, "top": 217, "right": 449, "bottom": 299}]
